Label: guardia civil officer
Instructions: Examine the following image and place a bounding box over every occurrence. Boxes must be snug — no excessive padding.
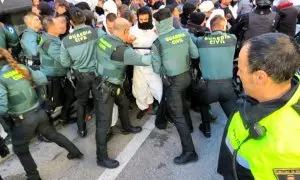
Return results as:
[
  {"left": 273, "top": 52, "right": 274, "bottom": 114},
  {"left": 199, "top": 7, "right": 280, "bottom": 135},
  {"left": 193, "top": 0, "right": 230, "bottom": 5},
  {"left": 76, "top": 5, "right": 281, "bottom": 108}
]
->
[
  {"left": 151, "top": 8, "right": 199, "bottom": 165},
  {"left": 218, "top": 33, "right": 300, "bottom": 180},
  {"left": 60, "top": 8, "right": 98, "bottom": 137},
  {"left": 94, "top": 18, "right": 152, "bottom": 168},
  {"left": 21, "top": 12, "right": 43, "bottom": 66},
  {"left": 0, "top": 48, "right": 83, "bottom": 180},
  {"left": 0, "top": 20, "right": 20, "bottom": 143},
  {"left": 196, "top": 15, "right": 237, "bottom": 138},
  {"left": 39, "top": 16, "right": 73, "bottom": 123}
]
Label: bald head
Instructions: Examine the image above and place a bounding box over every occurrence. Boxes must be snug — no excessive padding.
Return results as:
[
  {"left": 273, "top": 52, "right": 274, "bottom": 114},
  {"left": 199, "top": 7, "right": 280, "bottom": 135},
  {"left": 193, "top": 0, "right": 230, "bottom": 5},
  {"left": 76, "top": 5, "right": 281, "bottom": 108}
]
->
[
  {"left": 24, "top": 12, "right": 42, "bottom": 32},
  {"left": 113, "top": 18, "right": 130, "bottom": 33},
  {"left": 112, "top": 18, "right": 131, "bottom": 42}
]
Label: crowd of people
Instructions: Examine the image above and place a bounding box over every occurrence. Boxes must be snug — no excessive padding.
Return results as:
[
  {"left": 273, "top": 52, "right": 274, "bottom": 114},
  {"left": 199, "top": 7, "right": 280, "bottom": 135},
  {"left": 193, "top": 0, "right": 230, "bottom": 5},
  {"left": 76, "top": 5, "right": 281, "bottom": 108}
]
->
[{"left": 0, "top": 0, "right": 300, "bottom": 179}]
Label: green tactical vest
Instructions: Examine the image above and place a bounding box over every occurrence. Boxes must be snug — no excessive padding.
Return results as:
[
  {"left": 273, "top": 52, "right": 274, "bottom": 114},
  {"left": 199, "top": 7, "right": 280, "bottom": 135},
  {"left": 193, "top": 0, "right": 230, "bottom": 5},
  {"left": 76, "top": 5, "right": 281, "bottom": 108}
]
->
[
  {"left": 226, "top": 78, "right": 300, "bottom": 180},
  {"left": 0, "top": 65, "right": 38, "bottom": 115},
  {"left": 96, "top": 35, "right": 127, "bottom": 85},
  {"left": 155, "top": 29, "right": 191, "bottom": 77},
  {"left": 39, "top": 34, "right": 66, "bottom": 77}
]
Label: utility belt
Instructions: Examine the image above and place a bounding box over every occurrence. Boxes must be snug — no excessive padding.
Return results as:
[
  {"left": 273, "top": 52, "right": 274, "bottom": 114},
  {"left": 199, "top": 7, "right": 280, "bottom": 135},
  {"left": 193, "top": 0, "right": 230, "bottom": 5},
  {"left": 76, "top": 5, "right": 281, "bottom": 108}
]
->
[
  {"left": 11, "top": 107, "right": 40, "bottom": 121},
  {"left": 47, "top": 76, "right": 65, "bottom": 81},
  {"left": 47, "top": 76, "right": 65, "bottom": 86},
  {"left": 72, "top": 69, "right": 95, "bottom": 80},
  {"left": 95, "top": 76, "right": 122, "bottom": 103},
  {"left": 163, "top": 71, "right": 189, "bottom": 87}
]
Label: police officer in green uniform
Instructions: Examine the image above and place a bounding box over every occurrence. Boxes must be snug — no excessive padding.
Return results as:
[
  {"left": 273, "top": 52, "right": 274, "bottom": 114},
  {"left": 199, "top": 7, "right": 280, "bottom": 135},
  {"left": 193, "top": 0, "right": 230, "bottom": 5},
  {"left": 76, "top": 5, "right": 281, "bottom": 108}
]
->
[
  {"left": 21, "top": 12, "right": 43, "bottom": 67},
  {"left": 39, "top": 16, "right": 72, "bottom": 122},
  {"left": 151, "top": 8, "right": 199, "bottom": 165},
  {"left": 0, "top": 19, "right": 20, "bottom": 144},
  {"left": 218, "top": 33, "right": 300, "bottom": 180},
  {"left": 60, "top": 8, "right": 99, "bottom": 137},
  {"left": 94, "top": 18, "right": 152, "bottom": 168},
  {"left": 0, "top": 48, "right": 83, "bottom": 180},
  {"left": 0, "top": 21, "right": 20, "bottom": 58},
  {"left": 196, "top": 15, "right": 237, "bottom": 138}
]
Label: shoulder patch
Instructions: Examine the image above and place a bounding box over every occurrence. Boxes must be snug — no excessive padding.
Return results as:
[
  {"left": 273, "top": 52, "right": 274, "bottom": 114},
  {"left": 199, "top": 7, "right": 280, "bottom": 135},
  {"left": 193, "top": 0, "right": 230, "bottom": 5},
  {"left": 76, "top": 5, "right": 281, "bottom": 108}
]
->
[
  {"left": 6, "top": 26, "right": 15, "bottom": 34},
  {"left": 273, "top": 168, "right": 300, "bottom": 180}
]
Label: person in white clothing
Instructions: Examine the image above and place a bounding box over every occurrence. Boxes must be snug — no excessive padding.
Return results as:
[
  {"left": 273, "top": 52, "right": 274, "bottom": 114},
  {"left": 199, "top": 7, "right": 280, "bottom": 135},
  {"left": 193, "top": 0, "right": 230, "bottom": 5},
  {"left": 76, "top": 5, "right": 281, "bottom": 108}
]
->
[{"left": 130, "top": 6, "right": 163, "bottom": 119}]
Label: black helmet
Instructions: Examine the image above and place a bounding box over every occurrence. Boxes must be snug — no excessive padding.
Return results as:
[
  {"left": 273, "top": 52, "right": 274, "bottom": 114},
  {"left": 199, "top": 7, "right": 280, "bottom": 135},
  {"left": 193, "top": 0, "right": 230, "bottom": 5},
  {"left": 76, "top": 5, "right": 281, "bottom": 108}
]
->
[{"left": 255, "top": 0, "right": 272, "bottom": 7}]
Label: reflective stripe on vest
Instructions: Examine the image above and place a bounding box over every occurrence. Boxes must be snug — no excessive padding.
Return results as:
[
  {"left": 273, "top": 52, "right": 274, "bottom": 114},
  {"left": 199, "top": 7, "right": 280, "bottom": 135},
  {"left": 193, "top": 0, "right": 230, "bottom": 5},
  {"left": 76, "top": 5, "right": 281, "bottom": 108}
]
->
[
  {"left": 97, "top": 35, "right": 127, "bottom": 85},
  {"left": 226, "top": 81, "right": 300, "bottom": 180},
  {"left": 225, "top": 137, "right": 250, "bottom": 169}
]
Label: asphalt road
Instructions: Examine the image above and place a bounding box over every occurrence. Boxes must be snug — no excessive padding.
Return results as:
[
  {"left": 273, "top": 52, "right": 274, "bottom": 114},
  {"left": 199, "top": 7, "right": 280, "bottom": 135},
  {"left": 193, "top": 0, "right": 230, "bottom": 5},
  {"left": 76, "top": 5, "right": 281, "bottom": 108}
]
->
[{"left": 0, "top": 103, "right": 226, "bottom": 180}]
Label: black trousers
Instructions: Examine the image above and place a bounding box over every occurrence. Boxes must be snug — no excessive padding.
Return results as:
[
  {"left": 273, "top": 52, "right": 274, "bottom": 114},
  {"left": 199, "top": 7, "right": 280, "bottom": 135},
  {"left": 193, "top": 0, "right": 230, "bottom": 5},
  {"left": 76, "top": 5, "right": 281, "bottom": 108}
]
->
[
  {"left": 47, "top": 76, "right": 74, "bottom": 121},
  {"left": 60, "top": 79, "right": 76, "bottom": 121},
  {"left": 74, "top": 73, "right": 95, "bottom": 131},
  {"left": 93, "top": 81, "right": 132, "bottom": 159},
  {"left": 47, "top": 76, "right": 64, "bottom": 109},
  {"left": 166, "top": 72, "right": 195, "bottom": 153},
  {"left": 198, "top": 79, "right": 237, "bottom": 123},
  {"left": 11, "top": 109, "right": 81, "bottom": 180}
]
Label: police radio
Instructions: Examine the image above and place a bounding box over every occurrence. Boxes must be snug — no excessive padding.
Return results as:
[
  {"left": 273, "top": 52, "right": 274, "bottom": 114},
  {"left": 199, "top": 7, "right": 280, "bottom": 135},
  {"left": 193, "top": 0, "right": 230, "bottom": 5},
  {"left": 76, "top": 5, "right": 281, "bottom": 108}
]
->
[{"left": 249, "top": 123, "right": 266, "bottom": 139}]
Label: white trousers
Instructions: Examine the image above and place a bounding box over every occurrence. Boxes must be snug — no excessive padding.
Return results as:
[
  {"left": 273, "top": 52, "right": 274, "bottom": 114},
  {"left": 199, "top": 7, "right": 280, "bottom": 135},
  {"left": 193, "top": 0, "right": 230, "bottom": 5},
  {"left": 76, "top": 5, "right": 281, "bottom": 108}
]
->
[{"left": 132, "top": 66, "right": 163, "bottom": 110}]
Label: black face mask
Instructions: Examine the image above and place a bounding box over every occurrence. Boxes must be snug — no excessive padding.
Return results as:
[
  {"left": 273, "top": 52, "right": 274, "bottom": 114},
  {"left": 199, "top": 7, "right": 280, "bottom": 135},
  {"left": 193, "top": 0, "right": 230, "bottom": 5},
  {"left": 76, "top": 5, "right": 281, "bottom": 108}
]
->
[
  {"left": 231, "top": 1, "right": 238, "bottom": 6},
  {"left": 138, "top": 22, "right": 154, "bottom": 30},
  {"left": 95, "top": 6, "right": 104, "bottom": 15}
]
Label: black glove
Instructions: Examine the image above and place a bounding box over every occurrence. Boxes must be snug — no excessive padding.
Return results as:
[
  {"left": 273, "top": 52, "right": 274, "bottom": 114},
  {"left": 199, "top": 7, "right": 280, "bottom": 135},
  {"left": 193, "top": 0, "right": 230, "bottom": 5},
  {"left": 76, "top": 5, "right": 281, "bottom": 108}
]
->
[{"left": 0, "top": 136, "right": 9, "bottom": 158}]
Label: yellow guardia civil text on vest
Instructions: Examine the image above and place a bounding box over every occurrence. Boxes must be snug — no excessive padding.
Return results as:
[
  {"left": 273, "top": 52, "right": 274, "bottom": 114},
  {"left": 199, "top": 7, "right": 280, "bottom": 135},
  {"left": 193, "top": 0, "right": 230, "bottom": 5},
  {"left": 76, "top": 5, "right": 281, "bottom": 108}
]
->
[{"left": 227, "top": 80, "right": 300, "bottom": 180}]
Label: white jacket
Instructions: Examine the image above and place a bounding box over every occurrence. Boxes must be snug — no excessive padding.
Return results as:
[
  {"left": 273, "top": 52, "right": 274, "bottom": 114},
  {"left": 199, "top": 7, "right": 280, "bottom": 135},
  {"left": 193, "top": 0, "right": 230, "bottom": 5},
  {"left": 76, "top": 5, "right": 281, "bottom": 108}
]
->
[{"left": 130, "top": 25, "right": 163, "bottom": 110}]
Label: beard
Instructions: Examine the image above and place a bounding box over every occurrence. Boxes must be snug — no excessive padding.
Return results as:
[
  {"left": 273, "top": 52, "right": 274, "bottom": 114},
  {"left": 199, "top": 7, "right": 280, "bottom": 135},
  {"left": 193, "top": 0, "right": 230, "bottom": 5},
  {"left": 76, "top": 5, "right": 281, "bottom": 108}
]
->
[
  {"left": 138, "top": 22, "right": 154, "bottom": 30},
  {"left": 231, "top": 1, "right": 238, "bottom": 6},
  {"left": 95, "top": 6, "right": 104, "bottom": 15}
]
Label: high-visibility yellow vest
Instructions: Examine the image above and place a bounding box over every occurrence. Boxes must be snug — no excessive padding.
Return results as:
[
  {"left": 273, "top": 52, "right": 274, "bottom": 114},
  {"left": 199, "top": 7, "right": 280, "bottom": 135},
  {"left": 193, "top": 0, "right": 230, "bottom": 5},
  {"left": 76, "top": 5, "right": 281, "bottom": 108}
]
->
[{"left": 226, "top": 81, "right": 300, "bottom": 180}]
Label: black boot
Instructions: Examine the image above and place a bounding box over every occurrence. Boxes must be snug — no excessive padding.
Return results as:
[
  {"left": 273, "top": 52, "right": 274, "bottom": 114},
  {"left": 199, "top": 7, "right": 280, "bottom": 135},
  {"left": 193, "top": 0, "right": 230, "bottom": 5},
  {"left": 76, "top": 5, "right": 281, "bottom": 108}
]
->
[
  {"left": 67, "top": 151, "right": 84, "bottom": 160},
  {"left": 122, "top": 126, "right": 142, "bottom": 135},
  {"left": 199, "top": 123, "right": 211, "bottom": 138},
  {"left": 77, "top": 129, "right": 87, "bottom": 138},
  {"left": 173, "top": 151, "right": 198, "bottom": 165},
  {"left": 97, "top": 157, "right": 120, "bottom": 168}
]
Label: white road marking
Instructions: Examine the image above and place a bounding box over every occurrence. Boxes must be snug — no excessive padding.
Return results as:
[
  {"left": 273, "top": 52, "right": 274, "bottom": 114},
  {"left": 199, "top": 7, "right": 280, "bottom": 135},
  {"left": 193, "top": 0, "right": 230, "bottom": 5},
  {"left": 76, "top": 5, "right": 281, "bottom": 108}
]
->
[{"left": 97, "top": 116, "right": 156, "bottom": 180}]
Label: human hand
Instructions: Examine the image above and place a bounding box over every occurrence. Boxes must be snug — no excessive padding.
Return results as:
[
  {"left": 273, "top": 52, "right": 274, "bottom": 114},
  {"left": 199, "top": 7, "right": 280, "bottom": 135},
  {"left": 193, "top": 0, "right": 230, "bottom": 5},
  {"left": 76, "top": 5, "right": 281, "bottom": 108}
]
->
[
  {"left": 225, "top": 13, "right": 232, "bottom": 20},
  {"left": 127, "top": 35, "right": 136, "bottom": 44}
]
